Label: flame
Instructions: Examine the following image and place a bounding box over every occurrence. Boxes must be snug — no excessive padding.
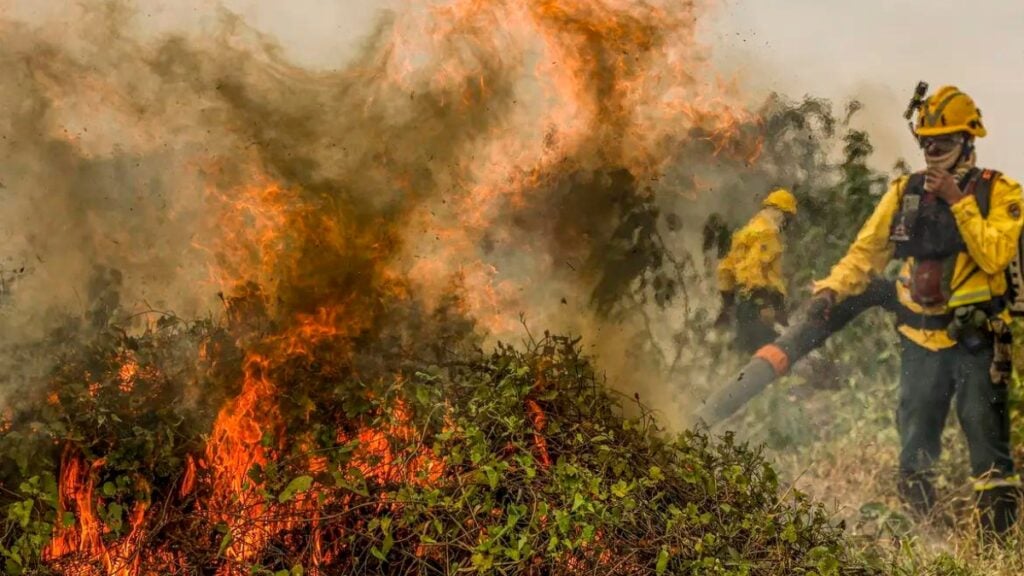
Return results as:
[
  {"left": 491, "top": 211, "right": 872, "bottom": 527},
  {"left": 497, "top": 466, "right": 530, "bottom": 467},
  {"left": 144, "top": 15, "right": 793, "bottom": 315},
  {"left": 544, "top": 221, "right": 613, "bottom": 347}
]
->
[
  {"left": 117, "top": 359, "right": 138, "bottom": 394},
  {"left": 44, "top": 448, "right": 153, "bottom": 575},
  {"left": 389, "top": 0, "right": 761, "bottom": 339},
  {"left": 350, "top": 400, "right": 445, "bottom": 486},
  {"left": 180, "top": 456, "right": 197, "bottom": 498},
  {"left": 195, "top": 172, "right": 418, "bottom": 568},
  {"left": 205, "top": 353, "right": 279, "bottom": 567},
  {"left": 46, "top": 448, "right": 103, "bottom": 562},
  {"left": 204, "top": 346, "right": 444, "bottom": 572},
  {"left": 197, "top": 175, "right": 300, "bottom": 300},
  {"left": 525, "top": 399, "right": 552, "bottom": 468}
]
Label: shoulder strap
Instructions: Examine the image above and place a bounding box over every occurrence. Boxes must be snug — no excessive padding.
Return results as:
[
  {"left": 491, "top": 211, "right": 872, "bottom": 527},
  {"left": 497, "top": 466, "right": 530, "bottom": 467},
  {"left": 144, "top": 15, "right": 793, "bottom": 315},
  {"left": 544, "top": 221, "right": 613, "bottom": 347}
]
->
[
  {"left": 903, "top": 172, "right": 926, "bottom": 198},
  {"left": 971, "top": 169, "right": 1000, "bottom": 217}
]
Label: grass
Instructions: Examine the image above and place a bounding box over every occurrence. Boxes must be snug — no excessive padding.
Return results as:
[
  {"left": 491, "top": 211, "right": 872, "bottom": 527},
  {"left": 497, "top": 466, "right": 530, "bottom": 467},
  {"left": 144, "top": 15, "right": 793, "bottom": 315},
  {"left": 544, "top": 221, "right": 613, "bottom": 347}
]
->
[{"left": 724, "top": 313, "right": 1024, "bottom": 576}]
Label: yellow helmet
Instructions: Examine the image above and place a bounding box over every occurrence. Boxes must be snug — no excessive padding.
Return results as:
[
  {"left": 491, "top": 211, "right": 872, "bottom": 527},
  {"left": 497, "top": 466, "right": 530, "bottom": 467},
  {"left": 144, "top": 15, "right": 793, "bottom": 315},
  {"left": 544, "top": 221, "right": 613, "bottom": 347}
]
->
[
  {"left": 762, "top": 188, "right": 797, "bottom": 215},
  {"left": 914, "top": 86, "right": 986, "bottom": 138}
]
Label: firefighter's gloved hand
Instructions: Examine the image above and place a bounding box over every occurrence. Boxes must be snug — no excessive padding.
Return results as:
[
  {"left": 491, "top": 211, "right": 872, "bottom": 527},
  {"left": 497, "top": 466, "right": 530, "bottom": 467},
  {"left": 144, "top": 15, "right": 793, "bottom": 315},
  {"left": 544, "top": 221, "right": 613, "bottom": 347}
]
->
[{"left": 807, "top": 288, "right": 837, "bottom": 321}]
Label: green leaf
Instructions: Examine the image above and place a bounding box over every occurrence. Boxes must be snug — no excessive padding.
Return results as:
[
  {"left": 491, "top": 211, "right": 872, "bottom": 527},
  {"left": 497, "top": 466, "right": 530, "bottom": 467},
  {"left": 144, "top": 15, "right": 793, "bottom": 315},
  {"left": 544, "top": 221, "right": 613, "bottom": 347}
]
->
[
  {"left": 471, "top": 552, "right": 493, "bottom": 571},
  {"left": 858, "top": 501, "right": 888, "bottom": 520},
  {"left": 18, "top": 477, "right": 40, "bottom": 495},
  {"left": 581, "top": 524, "right": 595, "bottom": 541},
  {"left": 781, "top": 522, "right": 798, "bottom": 544},
  {"left": 482, "top": 466, "right": 499, "bottom": 490},
  {"left": 805, "top": 545, "right": 841, "bottom": 575},
  {"left": 8, "top": 500, "right": 33, "bottom": 529},
  {"left": 217, "top": 531, "right": 233, "bottom": 557},
  {"left": 655, "top": 546, "right": 670, "bottom": 575},
  {"left": 547, "top": 536, "right": 559, "bottom": 552},
  {"left": 106, "top": 502, "right": 124, "bottom": 531},
  {"left": 648, "top": 466, "right": 664, "bottom": 482},
  {"left": 611, "top": 480, "right": 629, "bottom": 498},
  {"left": 278, "top": 475, "right": 314, "bottom": 503}
]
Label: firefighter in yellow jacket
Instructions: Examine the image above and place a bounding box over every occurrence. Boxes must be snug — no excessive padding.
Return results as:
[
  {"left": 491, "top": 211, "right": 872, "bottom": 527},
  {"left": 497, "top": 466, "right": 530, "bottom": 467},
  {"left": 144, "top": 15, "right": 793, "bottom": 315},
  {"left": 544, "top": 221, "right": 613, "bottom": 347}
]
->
[
  {"left": 812, "top": 86, "right": 1022, "bottom": 533},
  {"left": 716, "top": 188, "right": 797, "bottom": 354}
]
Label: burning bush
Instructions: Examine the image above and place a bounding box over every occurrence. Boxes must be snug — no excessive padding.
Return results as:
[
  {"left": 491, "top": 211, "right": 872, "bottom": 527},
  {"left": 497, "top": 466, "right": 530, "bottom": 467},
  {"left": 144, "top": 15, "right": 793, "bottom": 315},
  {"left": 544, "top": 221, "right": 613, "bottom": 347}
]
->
[{"left": 0, "top": 285, "right": 880, "bottom": 575}]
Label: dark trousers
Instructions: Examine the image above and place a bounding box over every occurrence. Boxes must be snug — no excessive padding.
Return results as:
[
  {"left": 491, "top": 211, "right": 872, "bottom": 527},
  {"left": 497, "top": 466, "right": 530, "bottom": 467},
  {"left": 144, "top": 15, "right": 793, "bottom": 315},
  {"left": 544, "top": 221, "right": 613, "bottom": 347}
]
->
[
  {"left": 897, "top": 336, "right": 1016, "bottom": 526},
  {"left": 734, "top": 293, "right": 781, "bottom": 355}
]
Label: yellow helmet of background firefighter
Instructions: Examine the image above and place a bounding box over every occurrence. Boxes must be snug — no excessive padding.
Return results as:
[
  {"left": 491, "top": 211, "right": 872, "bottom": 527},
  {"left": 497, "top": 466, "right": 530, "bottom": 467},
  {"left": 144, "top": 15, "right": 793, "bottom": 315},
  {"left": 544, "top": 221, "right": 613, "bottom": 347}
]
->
[
  {"left": 762, "top": 188, "right": 797, "bottom": 215},
  {"left": 914, "top": 86, "right": 987, "bottom": 138}
]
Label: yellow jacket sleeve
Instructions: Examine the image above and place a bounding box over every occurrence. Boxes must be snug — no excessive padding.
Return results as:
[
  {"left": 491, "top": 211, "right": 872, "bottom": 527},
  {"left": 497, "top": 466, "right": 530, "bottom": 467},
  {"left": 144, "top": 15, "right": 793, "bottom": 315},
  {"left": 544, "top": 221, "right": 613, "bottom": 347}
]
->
[
  {"left": 813, "top": 180, "right": 901, "bottom": 299},
  {"left": 950, "top": 175, "right": 1024, "bottom": 275}
]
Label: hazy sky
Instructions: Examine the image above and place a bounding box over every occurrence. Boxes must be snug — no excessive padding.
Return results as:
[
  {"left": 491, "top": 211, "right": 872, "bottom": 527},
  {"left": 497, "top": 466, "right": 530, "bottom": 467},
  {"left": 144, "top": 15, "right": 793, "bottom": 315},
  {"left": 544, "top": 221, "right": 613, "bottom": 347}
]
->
[
  {"left": 712, "top": 0, "right": 1024, "bottom": 176},
  {"left": 5, "top": 0, "right": 1023, "bottom": 176}
]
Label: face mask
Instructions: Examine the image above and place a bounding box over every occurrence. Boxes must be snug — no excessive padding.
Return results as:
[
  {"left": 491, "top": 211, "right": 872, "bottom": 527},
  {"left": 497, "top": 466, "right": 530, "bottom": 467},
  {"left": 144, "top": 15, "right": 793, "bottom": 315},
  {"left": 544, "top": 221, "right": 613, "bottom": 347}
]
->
[{"left": 921, "top": 135, "right": 964, "bottom": 170}]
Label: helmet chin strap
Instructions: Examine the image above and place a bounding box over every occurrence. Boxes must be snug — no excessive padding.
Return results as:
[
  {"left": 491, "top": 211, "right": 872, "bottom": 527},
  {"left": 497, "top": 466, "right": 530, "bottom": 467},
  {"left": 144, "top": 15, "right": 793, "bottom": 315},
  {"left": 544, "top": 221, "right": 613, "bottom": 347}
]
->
[{"left": 958, "top": 138, "right": 976, "bottom": 167}]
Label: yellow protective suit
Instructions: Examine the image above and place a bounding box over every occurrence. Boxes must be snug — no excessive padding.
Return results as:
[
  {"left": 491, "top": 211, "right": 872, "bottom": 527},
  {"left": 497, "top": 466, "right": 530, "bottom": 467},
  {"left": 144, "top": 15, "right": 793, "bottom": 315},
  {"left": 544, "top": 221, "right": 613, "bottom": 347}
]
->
[
  {"left": 717, "top": 210, "right": 786, "bottom": 298},
  {"left": 813, "top": 172, "right": 1024, "bottom": 350}
]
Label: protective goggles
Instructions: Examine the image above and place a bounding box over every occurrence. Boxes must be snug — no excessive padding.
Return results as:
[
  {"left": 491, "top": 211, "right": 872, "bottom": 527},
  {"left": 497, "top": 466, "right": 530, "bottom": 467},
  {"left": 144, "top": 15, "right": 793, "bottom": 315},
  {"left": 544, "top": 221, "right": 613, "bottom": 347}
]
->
[{"left": 918, "top": 134, "right": 964, "bottom": 154}]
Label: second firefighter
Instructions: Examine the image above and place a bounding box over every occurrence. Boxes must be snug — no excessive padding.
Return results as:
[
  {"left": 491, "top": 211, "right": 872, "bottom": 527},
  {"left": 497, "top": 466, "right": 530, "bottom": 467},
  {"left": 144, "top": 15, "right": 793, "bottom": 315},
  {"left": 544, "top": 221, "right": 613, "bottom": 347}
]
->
[{"left": 716, "top": 188, "right": 798, "bottom": 354}]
